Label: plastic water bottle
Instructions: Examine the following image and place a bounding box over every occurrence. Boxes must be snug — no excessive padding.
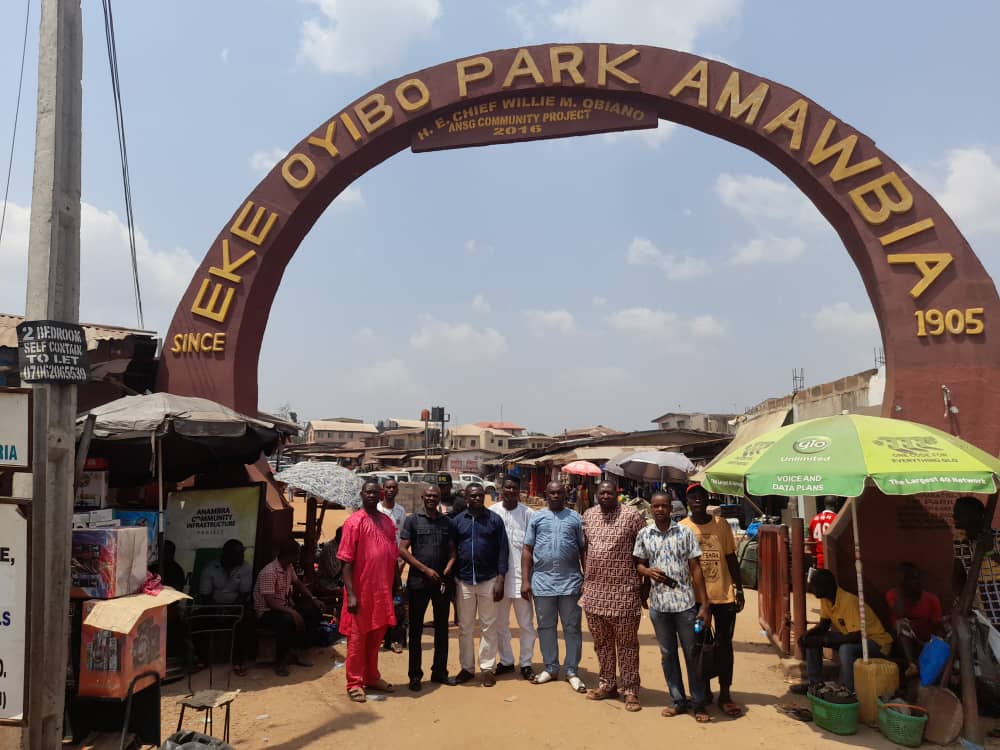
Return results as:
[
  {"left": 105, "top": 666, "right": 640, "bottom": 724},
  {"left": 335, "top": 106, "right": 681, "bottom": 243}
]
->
[{"left": 694, "top": 617, "right": 704, "bottom": 635}]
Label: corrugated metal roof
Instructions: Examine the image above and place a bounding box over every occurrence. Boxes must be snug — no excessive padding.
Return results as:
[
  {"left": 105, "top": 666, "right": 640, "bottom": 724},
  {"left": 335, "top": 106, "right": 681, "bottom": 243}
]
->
[{"left": 0, "top": 313, "right": 156, "bottom": 350}]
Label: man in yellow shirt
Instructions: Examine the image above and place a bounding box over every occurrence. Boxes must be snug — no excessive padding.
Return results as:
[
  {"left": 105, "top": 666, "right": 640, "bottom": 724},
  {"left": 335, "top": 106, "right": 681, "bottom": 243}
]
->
[
  {"left": 681, "top": 484, "right": 745, "bottom": 717},
  {"left": 792, "top": 569, "right": 893, "bottom": 693}
]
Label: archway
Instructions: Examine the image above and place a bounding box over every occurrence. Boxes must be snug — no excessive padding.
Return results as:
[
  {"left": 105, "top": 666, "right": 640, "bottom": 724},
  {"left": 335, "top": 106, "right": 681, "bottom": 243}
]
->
[{"left": 158, "top": 43, "right": 1000, "bottom": 452}]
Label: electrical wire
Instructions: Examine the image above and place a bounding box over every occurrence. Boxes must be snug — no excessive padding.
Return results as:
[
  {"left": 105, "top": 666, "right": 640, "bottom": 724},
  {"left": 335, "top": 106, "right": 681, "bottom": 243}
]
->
[
  {"left": 0, "top": 0, "right": 32, "bottom": 252},
  {"left": 102, "top": 0, "right": 144, "bottom": 329}
]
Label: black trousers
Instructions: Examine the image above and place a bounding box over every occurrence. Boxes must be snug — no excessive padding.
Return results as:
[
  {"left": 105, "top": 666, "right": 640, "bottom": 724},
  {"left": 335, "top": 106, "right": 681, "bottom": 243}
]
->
[
  {"left": 259, "top": 604, "right": 321, "bottom": 661},
  {"left": 407, "top": 585, "right": 450, "bottom": 680},
  {"left": 710, "top": 602, "right": 738, "bottom": 689}
]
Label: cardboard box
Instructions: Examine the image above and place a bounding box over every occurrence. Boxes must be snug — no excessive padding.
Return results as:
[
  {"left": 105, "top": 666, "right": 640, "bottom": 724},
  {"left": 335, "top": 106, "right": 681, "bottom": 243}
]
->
[
  {"left": 76, "top": 470, "right": 109, "bottom": 509},
  {"left": 71, "top": 527, "right": 148, "bottom": 599},
  {"left": 113, "top": 510, "right": 160, "bottom": 563},
  {"left": 73, "top": 513, "right": 90, "bottom": 529},
  {"left": 89, "top": 508, "right": 114, "bottom": 525},
  {"left": 78, "top": 588, "right": 189, "bottom": 698}
]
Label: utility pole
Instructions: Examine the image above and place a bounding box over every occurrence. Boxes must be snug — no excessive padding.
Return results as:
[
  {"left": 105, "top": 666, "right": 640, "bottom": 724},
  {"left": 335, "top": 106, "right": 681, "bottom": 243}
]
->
[{"left": 22, "top": 1, "right": 82, "bottom": 747}]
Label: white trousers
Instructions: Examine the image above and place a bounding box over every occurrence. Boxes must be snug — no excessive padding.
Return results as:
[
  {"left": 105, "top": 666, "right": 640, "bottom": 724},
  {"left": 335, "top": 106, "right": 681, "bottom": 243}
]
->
[
  {"left": 495, "top": 595, "right": 537, "bottom": 668},
  {"left": 457, "top": 578, "right": 500, "bottom": 673}
]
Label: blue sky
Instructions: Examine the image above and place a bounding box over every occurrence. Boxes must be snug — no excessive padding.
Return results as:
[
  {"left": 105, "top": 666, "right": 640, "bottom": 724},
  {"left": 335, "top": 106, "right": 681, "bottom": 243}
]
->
[{"left": 2, "top": 1, "right": 1000, "bottom": 433}]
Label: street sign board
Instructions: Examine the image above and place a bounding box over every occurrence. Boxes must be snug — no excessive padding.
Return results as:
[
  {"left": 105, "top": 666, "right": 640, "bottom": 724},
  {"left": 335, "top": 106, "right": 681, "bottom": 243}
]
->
[
  {"left": 15, "top": 320, "right": 89, "bottom": 384},
  {"left": 0, "top": 390, "right": 30, "bottom": 472},
  {"left": 0, "top": 501, "right": 29, "bottom": 723}
]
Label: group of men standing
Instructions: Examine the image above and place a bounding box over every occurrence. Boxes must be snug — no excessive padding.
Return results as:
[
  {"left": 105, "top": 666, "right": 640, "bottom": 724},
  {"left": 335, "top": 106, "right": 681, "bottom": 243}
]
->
[{"left": 336, "top": 471, "right": 747, "bottom": 721}]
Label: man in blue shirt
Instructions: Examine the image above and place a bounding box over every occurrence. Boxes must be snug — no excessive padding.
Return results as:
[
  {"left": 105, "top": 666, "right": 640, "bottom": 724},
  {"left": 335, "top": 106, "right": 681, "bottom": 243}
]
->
[
  {"left": 451, "top": 483, "right": 509, "bottom": 687},
  {"left": 522, "top": 481, "right": 587, "bottom": 694}
]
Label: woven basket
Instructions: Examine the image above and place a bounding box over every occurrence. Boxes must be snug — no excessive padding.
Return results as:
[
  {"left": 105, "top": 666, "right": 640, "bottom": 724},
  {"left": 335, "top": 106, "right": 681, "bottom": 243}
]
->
[
  {"left": 877, "top": 700, "right": 928, "bottom": 748},
  {"left": 808, "top": 693, "right": 860, "bottom": 736}
]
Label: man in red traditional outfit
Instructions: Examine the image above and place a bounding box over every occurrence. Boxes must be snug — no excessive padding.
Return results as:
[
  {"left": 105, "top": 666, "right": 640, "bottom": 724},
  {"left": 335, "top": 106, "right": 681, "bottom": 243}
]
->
[{"left": 338, "top": 479, "right": 400, "bottom": 702}]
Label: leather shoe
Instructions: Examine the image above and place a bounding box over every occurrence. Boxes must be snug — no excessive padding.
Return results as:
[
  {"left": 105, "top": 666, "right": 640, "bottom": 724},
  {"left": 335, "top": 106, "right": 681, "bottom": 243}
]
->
[
  {"left": 430, "top": 673, "right": 456, "bottom": 686},
  {"left": 408, "top": 679, "right": 422, "bottom": 692},
  {"left": 495, "top": 663, "right": 515, "bottom": 676},
  {"left": 452, "top": 669, "right": 474, "bottom": 685},
  {"left": 520, "top": 666, "right": 536, "bottom": 681},
  {"left": 482, "top": 671, "right": 496, "bottom": 688}
]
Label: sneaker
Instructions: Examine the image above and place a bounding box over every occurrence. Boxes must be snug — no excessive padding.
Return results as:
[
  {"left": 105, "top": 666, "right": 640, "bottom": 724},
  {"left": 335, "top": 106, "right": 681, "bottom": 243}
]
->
[
  {"left": 495, "top": 663, "right": 515, "bottom": 676},
  {"left": 520, "top": 666, "right": 536, "bottom": 681},
  {"left": 452, "top": 669, "right": 475, "bottom": 685}
]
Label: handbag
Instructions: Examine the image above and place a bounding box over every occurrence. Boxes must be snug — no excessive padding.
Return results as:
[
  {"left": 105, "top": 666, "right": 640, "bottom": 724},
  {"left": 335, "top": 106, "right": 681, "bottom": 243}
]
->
[{"left": 693, "top": 625, "right": 719, "bottom": 683}]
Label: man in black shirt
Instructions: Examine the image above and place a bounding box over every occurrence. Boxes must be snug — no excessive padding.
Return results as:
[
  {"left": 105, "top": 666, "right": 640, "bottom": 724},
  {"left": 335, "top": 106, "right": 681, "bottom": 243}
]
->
[
  {"left": 399, "top": 485, "right": 457, "bottom": 691},
  {"left": 439, "top": 473, "right": 466, "bottom": 517}
]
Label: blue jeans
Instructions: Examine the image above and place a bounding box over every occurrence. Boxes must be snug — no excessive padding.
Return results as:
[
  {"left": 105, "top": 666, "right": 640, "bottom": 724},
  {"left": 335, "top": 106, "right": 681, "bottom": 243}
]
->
[
  {"left": 649, "top": 605, "right": 706, "bottom": 708},
  {"left": 534, "top": 594, "right": 582, "bottom": 676},
  {"left": 805, "top": 639, "right": 882, "bottom": 691}
]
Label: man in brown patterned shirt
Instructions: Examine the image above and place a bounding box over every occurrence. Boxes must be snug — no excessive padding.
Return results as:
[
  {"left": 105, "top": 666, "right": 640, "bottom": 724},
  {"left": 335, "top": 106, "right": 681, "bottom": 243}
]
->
[{"left": 581, "top": 479, "right": 647, "bottom": 712}]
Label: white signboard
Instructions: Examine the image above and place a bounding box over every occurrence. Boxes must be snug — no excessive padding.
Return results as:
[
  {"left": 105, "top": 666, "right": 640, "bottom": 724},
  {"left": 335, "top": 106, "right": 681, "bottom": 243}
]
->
[
  {"left": 0, "top": 390, "right": 30, "bottom": 470},
  {"left": 0, "top": 504, "right": 27, "bottom": 721}
]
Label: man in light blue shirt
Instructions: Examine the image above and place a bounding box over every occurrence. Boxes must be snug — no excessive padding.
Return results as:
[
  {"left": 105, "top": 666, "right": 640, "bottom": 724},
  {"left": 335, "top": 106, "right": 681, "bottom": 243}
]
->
[{"left": 521, "top": 481, "right": 587, "bottom": 693}]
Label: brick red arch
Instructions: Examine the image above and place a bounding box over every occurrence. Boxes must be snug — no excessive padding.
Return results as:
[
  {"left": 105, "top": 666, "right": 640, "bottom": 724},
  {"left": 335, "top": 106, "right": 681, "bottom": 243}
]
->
[{"left": 158, "top": 44, "right": 1000, "bottom": 452}]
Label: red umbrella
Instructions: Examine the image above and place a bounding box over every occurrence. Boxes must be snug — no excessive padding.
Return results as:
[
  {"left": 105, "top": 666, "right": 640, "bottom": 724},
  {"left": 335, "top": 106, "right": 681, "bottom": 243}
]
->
[{"left": 561, "top": 460, "right": 602, "bottom": 477}]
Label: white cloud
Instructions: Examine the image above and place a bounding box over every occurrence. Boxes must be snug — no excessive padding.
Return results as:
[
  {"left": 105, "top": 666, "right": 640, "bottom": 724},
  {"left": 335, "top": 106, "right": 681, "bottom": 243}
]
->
[
  {"left": 298, "top": 0, "right": 441, "bottom": 76},
  {"left": 809, "top": 302, "right": 877, "bottom": 336},
  {"left": 626, "top": 237, "right": 710, "bottom": 280},
  {"left": 249, "top": 147, "right": 287, "bottom": 175},
  {"left": 715, "top": 173, "right": 823, "bottom": 229},
  {"left": 341, "top": 358, "right": 418, "bottom": 397},
  {"left": 472, "top": 294, "right": 491, "bottom": 314},
  {"left": 549, "top": 0, "right": 741, "bottom": 50},
  {"left": 409, "top": 316, "right": 507, "bottom": 360},
  {"left": 691, "top": 315, "right": 726, "bottom": 337},
  {"left": 219, "top": 48, "right": 230, "bottom": 64},
  {"left": 0, "top": 200, "right": 198, "bottom": 334},
  {"left": 333, "top": 186, "right": 366, "bottom": 210},
  {"left": 506, "top": 4, "right": 538, "bottom": 38},
  {"left": 607, "top": 307, "right": 679, "bottom": 337},
  {"left": 730, "top": 235, "right": 805, "bottom": 265},
  {"left": 523, "top": 308, "right": 575, "bottom": 334},
  {"left": 591, "top": 296, "right": 608, "bottom": 307},
  {"left": 930, "top": 148, "right": 1000, "bottom": 236},
  {"left": 353, "top": 326, "right": 376, "bottom": 342},
  {"left": 463, "top": 239, "right": 493, "bottom": 257}
]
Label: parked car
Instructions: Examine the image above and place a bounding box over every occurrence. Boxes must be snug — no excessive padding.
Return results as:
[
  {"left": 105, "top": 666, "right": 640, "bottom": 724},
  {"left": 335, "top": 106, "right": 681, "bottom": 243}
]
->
[{"left": 455, "top": 473, "right": 497, "bottom": 496}]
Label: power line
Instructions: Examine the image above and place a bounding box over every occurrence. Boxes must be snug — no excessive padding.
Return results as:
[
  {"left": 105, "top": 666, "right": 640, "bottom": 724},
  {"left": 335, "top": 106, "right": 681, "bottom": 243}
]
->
[
  {"left": 102, "top": 0, "right": 144, "bottom": 328},
  {"left": 0, "top": 0, "right": 32, "bottom": 252}
]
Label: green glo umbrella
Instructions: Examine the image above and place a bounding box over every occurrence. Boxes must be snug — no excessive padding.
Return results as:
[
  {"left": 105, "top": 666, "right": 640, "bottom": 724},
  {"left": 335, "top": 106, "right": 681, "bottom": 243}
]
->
[
  {"left": 702, "top": 414, "right": 1000, "bottom": 499},
  {"left": 702, "top": 413, "right": 1000, "bottom": 663}
]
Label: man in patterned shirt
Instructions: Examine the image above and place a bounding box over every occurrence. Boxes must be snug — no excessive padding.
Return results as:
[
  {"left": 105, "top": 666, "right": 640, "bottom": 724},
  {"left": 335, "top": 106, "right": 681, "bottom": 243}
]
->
[
  {"left": 953, "top": 496, "right": 1000, "bottom": 628},
  {"left": 582, "top": 479, "right": 647, "bottom": 712},
  {"left": 634, "top": 491, "right": 711, "bottom": 722}
]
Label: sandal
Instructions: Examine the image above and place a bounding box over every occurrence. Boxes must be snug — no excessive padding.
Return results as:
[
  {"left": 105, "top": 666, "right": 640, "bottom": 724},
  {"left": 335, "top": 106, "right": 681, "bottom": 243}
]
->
[
  {"left": 366, "top": 678, "right": 395, "bottom": 692},
  {"left": 586, "top": 685, "right": 620, "bottom": 701},
  {"left": 718, "top": 698, "right": 743, "bottom": 717},
  {"left": 347, "top": 687, "right": 366, "bottom": 703},
  {"left": 532, "top": 670, "right": 554, "bottom": 685},
  {"left": 661, "top": 703, "right": 688, "bottom": 717},
  {"left": 233, "top": 664, "right": 248, "bottom": 677},
  {"left": 624, "top": 694, "right": 642, "bottom": 712},
  {"left": 390, "top": 641, "right": 404, "bottom": 654},
  {"left": 567, "top": 675, "right": 587, "bottom": 694},
  {"left": 694, "top": 706, "right": 712, "bottom": 723}
]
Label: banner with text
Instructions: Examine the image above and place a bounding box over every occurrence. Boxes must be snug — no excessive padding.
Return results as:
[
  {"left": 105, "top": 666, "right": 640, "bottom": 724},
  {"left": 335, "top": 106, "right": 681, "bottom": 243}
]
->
[{"left": 0, "top": 503, "right": 28, "bottom": 721}]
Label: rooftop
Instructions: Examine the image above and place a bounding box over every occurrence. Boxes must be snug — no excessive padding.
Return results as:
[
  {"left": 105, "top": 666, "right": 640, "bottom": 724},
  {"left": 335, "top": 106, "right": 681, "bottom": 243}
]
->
[
  {"left": 474, "top": 421, "right": 525, "bottom": 431},
  {"left": 449, "top": 423, "right": 513, "bottom": 437},
  {"left": 308, "top": 420, "right": 378, "bottom": 433},
  {"left": 0, "top": 313, "right": 157, "bottom": 350}
]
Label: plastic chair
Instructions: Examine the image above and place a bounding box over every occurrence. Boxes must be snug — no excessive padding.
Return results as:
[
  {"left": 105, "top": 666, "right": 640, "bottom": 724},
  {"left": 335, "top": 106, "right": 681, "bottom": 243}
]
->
[{"left": 177, "top": 604, "right": 243, "bottom": 742}]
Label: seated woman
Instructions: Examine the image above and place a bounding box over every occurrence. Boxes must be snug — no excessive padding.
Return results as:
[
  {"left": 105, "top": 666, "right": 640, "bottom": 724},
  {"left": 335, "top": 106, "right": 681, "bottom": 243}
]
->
[
  {"left": 313, "top": 526, "right": 344, "bottom": 607},
  {"left": 886, "top": 562, "right": 944, "bottom": 677},
  {"left": 198, "top": 539, "right": 255, "bottom": 675}
]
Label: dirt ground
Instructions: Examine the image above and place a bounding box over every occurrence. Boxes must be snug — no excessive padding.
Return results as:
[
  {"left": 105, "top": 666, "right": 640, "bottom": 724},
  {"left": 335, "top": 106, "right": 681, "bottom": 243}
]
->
[{"left": 154, "top": 501, "right": 932, "bottom": 750}]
